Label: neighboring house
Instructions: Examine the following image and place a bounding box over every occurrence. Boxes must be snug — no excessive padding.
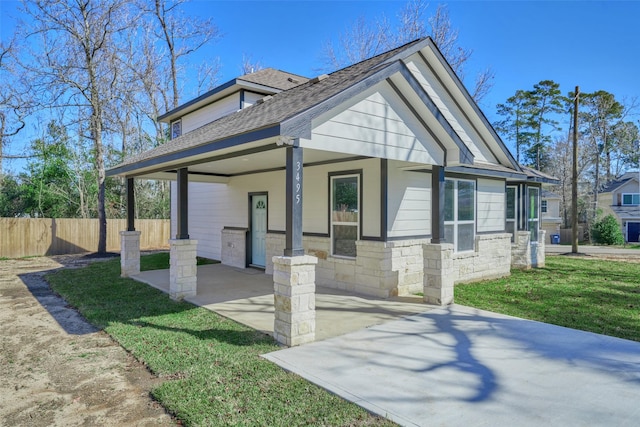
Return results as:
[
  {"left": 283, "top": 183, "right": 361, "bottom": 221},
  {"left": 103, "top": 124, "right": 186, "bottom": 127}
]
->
[
  {"left": 541, "top": 189, "right": 562, "bottom": 243},
  {"left": 599, "top": 171, "right": 640, "bottom": 243},
  {"left": 108, "top": 38, "right": 555, "bottom": 325}
]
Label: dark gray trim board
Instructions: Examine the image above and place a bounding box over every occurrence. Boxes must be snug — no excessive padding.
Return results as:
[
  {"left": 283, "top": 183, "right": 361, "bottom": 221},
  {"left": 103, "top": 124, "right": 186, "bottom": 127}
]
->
[
  {"left": 176, "top": 168, "right": 189, "bottom": 239},
  {"left": 284, "top": 144, "right": 304, "bottom": 256},
  {"left": 386, "top": 78, "right": 448, "bottom": 157},
  {"left": 223, "top": 226, "right": 249, "bottom": 231},
  {"left": 107, "top": 126, "right": 281, "bottom": 177},
  {"left": 418, "top": 41, "right": 521, "bottom": 171},
  {"left": 380, "top": 159, "right": 388, "bottom": 241},
  {"left": 397, "top": 63, "right": 474, "bottom": 165},
  {"left": 126, "top": 177, "right": 135, "bottom": 232}
]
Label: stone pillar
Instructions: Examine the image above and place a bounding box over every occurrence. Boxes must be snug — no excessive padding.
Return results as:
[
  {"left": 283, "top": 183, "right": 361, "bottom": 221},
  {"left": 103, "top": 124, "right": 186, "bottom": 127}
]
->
[
  {"left": 532, "top": 230, "right": 546, "bottom": 268},
  {"left": 422, "top": 243, "right": 455, "bottom": 306},
  {"left": 169, "top": 239, "right": 198, "bottom": 300},
  {"left": 511, "top": 231, "right": 532, "bottom": 269},
  {"left": 120, "top": 230, "right": 141, "bottom": 277},
  {"left": 273, "top": 255, "right": 318, "bottom": 347}
]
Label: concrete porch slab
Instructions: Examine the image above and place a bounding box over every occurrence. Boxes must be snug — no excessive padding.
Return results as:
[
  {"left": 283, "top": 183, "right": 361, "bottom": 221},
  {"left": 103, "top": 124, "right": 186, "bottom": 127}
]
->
[{"left": 131, "top": 264, "right": 432, "bottom": 341}]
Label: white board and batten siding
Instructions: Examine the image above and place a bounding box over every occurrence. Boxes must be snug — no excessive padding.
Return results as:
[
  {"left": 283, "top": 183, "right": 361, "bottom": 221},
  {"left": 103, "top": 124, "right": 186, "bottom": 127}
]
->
[
  {"left": 171, "top": 158, "right": 382, "bottom": 260},
  {"left": 476, "top": 178, "right": 506, "bottom": 233},
  {"left": 181, "top": 93, "right": 241, "bottom": 134},
  {"left": 387, "top": 160, "right": 431, "bottom": 238},
  {"left": 303, "top": 82, "right": 444, "bottom": 166},
  {"left": 404, "top": 58, "right": 498, "bottom": 165}
]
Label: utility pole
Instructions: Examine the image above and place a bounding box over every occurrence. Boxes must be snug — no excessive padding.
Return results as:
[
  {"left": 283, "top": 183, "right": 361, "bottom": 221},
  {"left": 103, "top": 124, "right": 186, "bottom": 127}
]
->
[{"left": 571, "top": 87, "right": 580, "bottom": 253}]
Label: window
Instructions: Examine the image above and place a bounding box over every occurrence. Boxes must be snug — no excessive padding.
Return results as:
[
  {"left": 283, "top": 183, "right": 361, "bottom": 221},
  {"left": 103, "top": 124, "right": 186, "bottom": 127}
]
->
[
  {"left": 331, "top": 174, "right": 359, "bottom": 257},
  {"left": 444, "top": 179, "right": 475, "bottom": 252},
  {"left": 528, "top": 187, "right": 540, "bottom": 243},
  {"left": 622, "top": 194, "right": 640, "bottom": 205},
  {"left": 541, "top": 200, "right": 548, "bottom": 213},
  {"left": 506, "top": 186, "right": 517, "bottom": 242},
  {"left": 171, "top": 120, "right": 182, "bottom": 139}
]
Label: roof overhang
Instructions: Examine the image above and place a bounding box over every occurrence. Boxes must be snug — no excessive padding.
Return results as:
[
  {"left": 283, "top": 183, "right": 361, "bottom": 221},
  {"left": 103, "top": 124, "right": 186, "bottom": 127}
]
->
[{"left": 157, "top": 80, "right": 282, "bottom": 123}]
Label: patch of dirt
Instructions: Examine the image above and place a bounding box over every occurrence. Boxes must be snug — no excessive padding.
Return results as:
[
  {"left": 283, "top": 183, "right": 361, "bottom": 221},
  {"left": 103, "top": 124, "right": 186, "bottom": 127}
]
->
[{"left": 0, "top": 256, "right": 175, "bottom": 426}]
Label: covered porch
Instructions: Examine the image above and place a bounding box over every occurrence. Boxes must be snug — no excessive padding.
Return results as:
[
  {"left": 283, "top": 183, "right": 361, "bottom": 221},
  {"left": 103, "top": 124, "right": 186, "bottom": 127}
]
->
[{"left": 131, "top": 263, "right": 431, "bottom": 341}]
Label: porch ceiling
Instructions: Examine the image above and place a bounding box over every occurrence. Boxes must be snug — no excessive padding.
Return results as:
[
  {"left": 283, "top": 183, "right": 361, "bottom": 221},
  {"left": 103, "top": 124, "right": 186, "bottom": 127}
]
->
[{"left": 135, "top": 145, "right": 371, "bottom": 183}]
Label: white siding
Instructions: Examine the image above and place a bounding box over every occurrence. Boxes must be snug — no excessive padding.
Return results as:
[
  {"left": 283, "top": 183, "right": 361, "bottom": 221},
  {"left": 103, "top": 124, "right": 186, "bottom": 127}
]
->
[
  {"left": 242, "top": 91, "right": 265, "bottom": 107},
  {"left": 387, "top": 160, "right": 431, "bottom": 238},
  {"left": 181, "top": 93, "right": 240, "bottom": 134},
  {"left": 477, "top": 178, "right": 506, "bottom": 233},
  {"left": 405, "top": 58, "right": 498, "bottom": 164},
  {"left": 304, "top": 82, "right": 444, "bottom": 165},
  {"left": 170, "top": 158, "right": 382, "bottom": 259}
]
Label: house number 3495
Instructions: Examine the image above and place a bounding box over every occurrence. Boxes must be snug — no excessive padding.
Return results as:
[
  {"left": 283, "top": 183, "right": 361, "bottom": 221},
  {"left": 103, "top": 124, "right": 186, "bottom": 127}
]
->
[{"left": 295, "top": 161, "right": 301, "bottom": 204}]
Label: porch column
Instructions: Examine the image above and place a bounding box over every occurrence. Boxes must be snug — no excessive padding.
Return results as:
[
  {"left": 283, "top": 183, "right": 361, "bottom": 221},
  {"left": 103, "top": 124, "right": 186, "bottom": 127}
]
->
[
  {"left": 170, "top": 167, "right": 198, "bottom": 300},
  {"left": 120, "top": 177, "right": 140, "bottom": 277},
  {"left": 284, "top": 144, "right": 304, "bottom": 256},
  {"left": 431, "top": 165, "right": 445, "bottom": 243},
  {"left": 422, "top": 242, "right": 455, "bottom": 305},
  {"left": 274, "top": 142, "right": 318, "bottom": 346}
]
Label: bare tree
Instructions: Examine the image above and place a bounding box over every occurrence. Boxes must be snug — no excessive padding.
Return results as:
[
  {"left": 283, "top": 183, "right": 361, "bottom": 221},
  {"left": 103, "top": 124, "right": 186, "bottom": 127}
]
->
[
  {"left": 147, "top": 0, "right": 221, "bottom": 108},
  {"left": 0, "top": 38, "right": 28, "bottom": 177},
  {"left": 320, "top": 1, "right": 494, "bottom": 101},
  {"left": 19, "top": 0, "right": 134, "bottom": 252},
  {"left": 240, "top": 53, "right": 264, "bottom": 75}
]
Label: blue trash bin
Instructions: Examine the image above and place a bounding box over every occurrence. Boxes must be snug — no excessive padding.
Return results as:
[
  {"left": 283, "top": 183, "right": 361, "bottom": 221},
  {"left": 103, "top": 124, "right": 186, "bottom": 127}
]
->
[{"left": 551, "top": 234, "right": 560, "bottom": 244}]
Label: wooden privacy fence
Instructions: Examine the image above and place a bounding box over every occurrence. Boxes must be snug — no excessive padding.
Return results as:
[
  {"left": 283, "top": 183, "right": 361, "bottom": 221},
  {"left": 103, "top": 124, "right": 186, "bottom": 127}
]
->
[{"left": 0, "top": 218, "right": 170, "bottom": 258}]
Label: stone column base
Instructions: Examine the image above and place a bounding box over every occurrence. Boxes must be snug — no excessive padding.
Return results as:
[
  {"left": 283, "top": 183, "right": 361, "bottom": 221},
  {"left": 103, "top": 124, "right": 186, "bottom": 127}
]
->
[
  {"left": 422, "top": 243, "right": 455, "bottom": 306},
  {"left": 511, "top": 231, "right": 532, "bottom": 269},
  {"left": 169, "top": 239, "right": 198, "bottom": 300},
  {"left": 273, "top": 255, "right": 318, "bottom": 347},
  {"left": 120, "top": 231, "right": 141, "bottom": 277}
]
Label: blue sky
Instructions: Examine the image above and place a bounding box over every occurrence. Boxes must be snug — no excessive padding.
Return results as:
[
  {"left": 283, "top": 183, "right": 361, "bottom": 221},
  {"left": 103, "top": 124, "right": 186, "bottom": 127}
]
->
[{"left": 1, "top": 0, "right": 639, "bottom": 172}]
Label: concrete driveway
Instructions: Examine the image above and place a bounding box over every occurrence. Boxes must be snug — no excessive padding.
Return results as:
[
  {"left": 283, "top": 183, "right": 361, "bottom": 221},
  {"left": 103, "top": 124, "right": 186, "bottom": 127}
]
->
[{"left": 264, "top": 304, "right": 640, "bottom": 427}]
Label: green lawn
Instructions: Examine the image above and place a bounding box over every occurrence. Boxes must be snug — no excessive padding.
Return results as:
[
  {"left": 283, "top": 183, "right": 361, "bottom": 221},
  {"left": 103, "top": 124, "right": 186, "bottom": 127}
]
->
[
  {"left": 456, "top": 256, "right": 640, "bottom": 342},
  {"left": 47, "top": 256, "right": 394, "bottom": 427},
  {"left": 141, "top": 252, "right": 218, "bottom": 271}
]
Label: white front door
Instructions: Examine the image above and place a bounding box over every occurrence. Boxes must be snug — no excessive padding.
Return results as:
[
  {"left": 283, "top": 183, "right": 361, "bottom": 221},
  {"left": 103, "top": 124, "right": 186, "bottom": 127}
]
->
[{"left": 251, "top": 194, "right": 267, "bottom": 267}]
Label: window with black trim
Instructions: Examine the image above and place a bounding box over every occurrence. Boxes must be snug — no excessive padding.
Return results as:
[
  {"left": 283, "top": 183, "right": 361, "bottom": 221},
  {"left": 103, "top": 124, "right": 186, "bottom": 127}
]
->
[
  {"left": 528, "top": 187, "right": 540, "bottom": 243},
  {"left": 541, "top": 200, "right": 548, "bottom": 213},
  {"left": 506, "top": 186, "right": 517, "bottom": 242},
  {"left": 331, "top": 174, "right": 359, "bottom": 257},
  {"left": 444, "top": 178, "right": 475, "bottom": 252},
  {"left": 171, "top": 120, "right": 182, "bottom": 139}
]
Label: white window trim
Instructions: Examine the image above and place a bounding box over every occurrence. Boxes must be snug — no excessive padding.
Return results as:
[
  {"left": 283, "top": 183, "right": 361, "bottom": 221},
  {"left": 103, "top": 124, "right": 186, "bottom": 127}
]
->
[
  {"left": 445, "top": 178, "right": 476, "bottom": 253},
  {"left": 330, "top": 174, "right": 360, "bottom": 259},
  {"left": 622, "top": 193, "right": 640, "bottom": 206},
  {"left": 541, "top": 200, "right": 548, "bottom": 213}
]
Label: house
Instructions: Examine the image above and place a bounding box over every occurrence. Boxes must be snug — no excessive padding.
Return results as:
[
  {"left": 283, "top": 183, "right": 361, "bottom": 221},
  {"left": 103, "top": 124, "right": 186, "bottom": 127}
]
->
[
  {"left": 541, "top": 189, "right": 562, "bottom": 243},
  {"left": 599, "top": 171, "right": 640, "bottom": 243},
  {"left": 107, "top": 38, "right": 555, "bottom": 346}
]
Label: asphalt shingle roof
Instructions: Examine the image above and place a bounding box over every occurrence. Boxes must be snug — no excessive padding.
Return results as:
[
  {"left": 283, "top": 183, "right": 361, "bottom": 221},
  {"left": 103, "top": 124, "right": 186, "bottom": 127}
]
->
[
  {"left": 110, "top": 38, "right": 425, "bottom": 172},
  {"left": 238, "top": 68, "right": 308, "bottom": 90}
]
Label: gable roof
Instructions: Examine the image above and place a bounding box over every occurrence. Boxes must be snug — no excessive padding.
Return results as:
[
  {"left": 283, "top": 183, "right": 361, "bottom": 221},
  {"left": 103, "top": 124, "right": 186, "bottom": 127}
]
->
[
  {"left": 157, "top": 68, "right": 308, "bottom": 123},
  {"left": 108, "top": 38, "right": 521, "bottom": 178},
  {"left": 600, "top": 171, "right": 640, "bottom": 193}
]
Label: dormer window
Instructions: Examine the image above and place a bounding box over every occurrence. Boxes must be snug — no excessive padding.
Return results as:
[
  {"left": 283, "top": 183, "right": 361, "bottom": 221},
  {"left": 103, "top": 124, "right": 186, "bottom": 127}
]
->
[
  {"left": 171, "top": 120, "right": 182, "bottom": 139},
  {"left": 622, "top": 193, "right": 640, "bottom": 206}
]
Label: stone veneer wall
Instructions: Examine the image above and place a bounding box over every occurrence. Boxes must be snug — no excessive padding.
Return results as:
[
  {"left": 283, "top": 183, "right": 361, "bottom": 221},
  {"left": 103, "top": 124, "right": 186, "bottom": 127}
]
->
[
  {"left": 221, "top": 228, "right": 247, "bottom": 268},
  {"left": 446, "top": 233, "right": 512, "bottom": 284},
  {"left": 265, "top": 233, "right": 511, "bottom": 298}
]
